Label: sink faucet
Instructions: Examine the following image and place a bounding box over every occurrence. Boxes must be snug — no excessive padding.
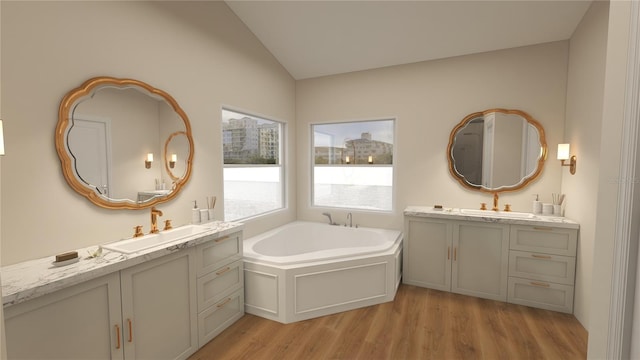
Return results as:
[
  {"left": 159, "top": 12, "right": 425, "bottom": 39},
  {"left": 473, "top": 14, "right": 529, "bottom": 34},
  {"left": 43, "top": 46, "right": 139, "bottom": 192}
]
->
[
  {"left": 150, "top": 207, "right": 163, "bottom": 234},
  {"left": 322, "top": 212, "right": 336, "bottom": 225},
  {"left": 347, "top": 213, "right": 353, "bottom": 227},
  {"left": 492, "top": 193, "right": 499, "bottom": 211}
]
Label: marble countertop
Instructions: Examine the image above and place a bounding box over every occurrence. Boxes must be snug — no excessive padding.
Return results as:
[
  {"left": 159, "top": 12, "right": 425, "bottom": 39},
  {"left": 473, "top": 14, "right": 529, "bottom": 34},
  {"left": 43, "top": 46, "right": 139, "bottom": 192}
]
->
[
  {"left": 404, "top": 206, "right": 580, "bottom": 229},
  {"left": 1, "top": 221, "right": 244, "bottom": 308}
]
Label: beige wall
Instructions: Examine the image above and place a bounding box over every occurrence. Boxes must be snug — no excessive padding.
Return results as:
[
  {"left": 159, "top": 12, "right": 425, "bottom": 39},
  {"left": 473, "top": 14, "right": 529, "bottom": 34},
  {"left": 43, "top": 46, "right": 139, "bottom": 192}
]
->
[
  {"left": 563, "top": 1, "right": 609, "bottom": 331},
  {"left": 296, "top": 41, "right": 568, "bottom": 230},
  {"left": 0, "top": 1, "right": 296, "bottom": 265}
]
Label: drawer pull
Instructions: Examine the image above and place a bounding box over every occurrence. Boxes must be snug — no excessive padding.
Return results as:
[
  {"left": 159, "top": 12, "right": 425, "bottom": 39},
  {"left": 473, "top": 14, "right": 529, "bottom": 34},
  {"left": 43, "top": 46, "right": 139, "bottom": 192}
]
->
[
  {"left": 217, "top": 297, "right": 232, "bottom": 308},
  {"left": 530, "top": 281, "right": 551, "bottom": 288},
  {"left": 531, "top": 254, "right": 552, "bottom": 259},
  {"left": 453, "top": 247, "right": 457, "bottom": 261},
  {"left": 214, "top": 235, "right": 231, "bottom": 243},
  {"left": 127, "top": 318, "right": 133, "bottom": 343},
  {"left": 216, "top": 266, "right": 231, "bottom": 276},
  {"left": 115, "top": 324, "right": 121, "bottom": 349},
  {"left": 533, "top": 226, "right": 553, "bottom": 231}
]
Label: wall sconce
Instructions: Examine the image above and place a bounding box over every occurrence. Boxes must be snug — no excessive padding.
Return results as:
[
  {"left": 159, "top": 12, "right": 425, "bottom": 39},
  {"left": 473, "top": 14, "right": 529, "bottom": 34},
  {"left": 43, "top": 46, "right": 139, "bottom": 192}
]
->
[
  {"left": 345, "top": 156, "right": 350, "bottom": 164},
  {"left": 368, "top": 155, "right": 373, "bottom": 164},
  {"left": 0, "top": 119, "right": 5, "bottom": 156},
  {"left": 145, "top": 153, "right": 153, "bottom": 169},
  {"left": 557, "top": 143, "right": 576, "bottom": 175},
  {"left": 169, "top": 154, "right": 177, "bottom": 169}
]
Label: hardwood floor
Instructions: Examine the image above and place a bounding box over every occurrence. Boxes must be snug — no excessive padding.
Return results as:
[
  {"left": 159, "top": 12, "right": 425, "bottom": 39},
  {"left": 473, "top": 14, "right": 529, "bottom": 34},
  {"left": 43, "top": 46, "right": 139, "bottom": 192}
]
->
[{"left": 189, "top": 284, "right": 587, "bottom": 360}]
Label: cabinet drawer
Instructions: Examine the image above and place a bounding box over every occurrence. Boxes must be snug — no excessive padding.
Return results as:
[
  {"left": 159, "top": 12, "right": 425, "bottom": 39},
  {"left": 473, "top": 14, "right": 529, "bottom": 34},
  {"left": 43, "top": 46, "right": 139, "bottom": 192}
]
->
[
  {"left": 508, "top": 251, "right": 576, "bottom": 285},
  {"left": 198, "top": 289, "right": 244, "bottom": 347},
  {"left": 197, "top": 260, "right": 243, "bottom": 311},
  {"left": 507, "top": 277, "right": 574, "bottom": 313},
  {"left": 509, "top": 226, "right": 577, "bottom": 256},
  {"left": 196, "top": 232, "right": 242, "bottom": 276}
]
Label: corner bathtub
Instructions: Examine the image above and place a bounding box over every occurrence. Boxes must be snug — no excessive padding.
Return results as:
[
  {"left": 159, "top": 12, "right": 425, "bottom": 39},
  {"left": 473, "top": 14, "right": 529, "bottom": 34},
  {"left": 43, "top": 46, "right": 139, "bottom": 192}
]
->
[{"left": 243, "top": 221, "right": 403, "bottom": 324}]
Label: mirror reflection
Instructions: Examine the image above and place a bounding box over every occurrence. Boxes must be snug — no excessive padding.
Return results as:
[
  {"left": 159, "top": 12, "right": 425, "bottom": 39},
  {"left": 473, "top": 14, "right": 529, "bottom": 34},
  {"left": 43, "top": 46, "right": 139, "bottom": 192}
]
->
[
  {"left": 447, "top": 109, "right": 547, "bottom": 192},
  {"left": 56, "top": 77, "right": 194, "bottom": 209}
]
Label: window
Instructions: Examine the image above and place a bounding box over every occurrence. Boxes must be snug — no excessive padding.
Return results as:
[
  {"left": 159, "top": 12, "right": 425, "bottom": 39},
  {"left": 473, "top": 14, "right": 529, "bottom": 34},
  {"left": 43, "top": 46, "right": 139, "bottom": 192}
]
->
[
  {"left": 312, "top": 119, "right": 394, "bottom": 211},
  {"left": 222, "top": 109, "right": 284, "bottom": 221}
]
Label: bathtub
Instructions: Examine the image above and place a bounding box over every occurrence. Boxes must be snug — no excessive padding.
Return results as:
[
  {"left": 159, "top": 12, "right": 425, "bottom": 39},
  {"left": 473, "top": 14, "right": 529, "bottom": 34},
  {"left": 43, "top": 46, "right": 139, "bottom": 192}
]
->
[{"left": 243, "top": 221, "right": 402, "bottom": 324}]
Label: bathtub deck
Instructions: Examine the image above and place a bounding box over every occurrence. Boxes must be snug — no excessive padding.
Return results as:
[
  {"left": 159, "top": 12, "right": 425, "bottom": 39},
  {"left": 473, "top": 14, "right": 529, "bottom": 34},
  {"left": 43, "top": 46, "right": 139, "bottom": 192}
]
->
[{"left": 189, "top": 284, "right": 588, "bottom": 360}]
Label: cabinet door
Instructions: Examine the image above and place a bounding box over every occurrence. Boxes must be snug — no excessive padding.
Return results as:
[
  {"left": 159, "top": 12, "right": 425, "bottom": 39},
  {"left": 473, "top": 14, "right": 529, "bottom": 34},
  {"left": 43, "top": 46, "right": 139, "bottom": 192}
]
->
[
  {"left": 4, "top": 273, "right": 123, "bottom": 360},
  {"left": 120, "top": 249, "right": 198, "bottom": 360},
  {"left": 403, "top": 217, "right": 452, "bottom": 291},
  {"left": 452, "top": 222, "right": 509, "bottom": 301}
]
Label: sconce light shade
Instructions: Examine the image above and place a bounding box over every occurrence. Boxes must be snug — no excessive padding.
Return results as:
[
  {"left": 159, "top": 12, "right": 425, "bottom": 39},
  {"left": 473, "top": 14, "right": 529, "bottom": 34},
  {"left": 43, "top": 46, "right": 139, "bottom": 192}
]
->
[
  {"left": 0, "top": 120, "right": 5, "bottom": 156},
  {"left": 345, "top": 156, "right": 350, "bottom": 164},
  {"left": 557, "top": 144, "right": 570, "bottom": 160},
  {"left": 145, "top": 153, "right": 153, "bottom": 169},
  {"left": 557, "top": 143, "right": 576, "bottom": 175},
  {"left": 170, "top": 153, "right": 177, "bottom": 169},
  {"left": 368, "top": 155, "right": 373, "bottom": 164}
]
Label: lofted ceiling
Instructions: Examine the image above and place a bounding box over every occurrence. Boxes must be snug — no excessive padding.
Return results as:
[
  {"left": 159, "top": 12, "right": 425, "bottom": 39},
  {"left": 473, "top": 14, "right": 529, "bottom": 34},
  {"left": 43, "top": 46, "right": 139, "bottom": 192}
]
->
[{"left": 225, "top": 0, "right": 593, "bottom": 80}]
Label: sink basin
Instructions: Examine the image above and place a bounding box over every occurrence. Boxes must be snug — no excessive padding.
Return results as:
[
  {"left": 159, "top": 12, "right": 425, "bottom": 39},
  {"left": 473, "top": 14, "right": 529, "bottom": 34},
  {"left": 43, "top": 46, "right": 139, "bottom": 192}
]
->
[
  {"left": 460, "top": 208, "right": 536, "bottom": 219},
  {"left": 103, "top": 225, "right": 210, "bottom": 254}
]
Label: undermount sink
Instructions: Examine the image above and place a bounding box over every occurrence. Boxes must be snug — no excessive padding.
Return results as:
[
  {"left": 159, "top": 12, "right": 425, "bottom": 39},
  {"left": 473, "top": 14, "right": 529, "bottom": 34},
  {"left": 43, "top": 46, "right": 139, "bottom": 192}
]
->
[
  {"left": 460, "top": 208, "right": 537, "bottom": 219},
  {"left": 102, "top": 224, "right": 211, "bottom": 254}
]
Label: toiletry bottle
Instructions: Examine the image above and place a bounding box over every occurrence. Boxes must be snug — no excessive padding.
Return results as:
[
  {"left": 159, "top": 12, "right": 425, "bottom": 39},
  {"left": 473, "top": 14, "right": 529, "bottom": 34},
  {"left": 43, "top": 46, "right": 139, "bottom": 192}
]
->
[
  {"left": 192, "top": 200, "right": 201, "bottom": 224},
  {"left": 533, "top": 194, "right": 542, "bottom": 214}
]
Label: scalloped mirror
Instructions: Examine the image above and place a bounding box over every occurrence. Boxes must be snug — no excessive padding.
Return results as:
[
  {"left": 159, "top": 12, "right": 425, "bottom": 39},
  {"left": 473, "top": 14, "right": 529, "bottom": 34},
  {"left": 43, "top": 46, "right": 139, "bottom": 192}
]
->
[
  {"left": 447, "top": 108, "right": 547, "bottom": 193},
  {"left": 55, "top": 77, "right": 194, "bottom": 209}
]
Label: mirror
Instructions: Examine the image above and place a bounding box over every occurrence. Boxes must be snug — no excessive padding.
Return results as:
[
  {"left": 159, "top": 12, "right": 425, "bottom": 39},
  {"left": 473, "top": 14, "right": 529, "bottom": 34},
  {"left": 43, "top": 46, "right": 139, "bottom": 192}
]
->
[
  {"left": 55, "top": 77, "right": 194, "bottom": 209},
  {"left": 447, "top": 108, "right": 547, "bottom": 193}
]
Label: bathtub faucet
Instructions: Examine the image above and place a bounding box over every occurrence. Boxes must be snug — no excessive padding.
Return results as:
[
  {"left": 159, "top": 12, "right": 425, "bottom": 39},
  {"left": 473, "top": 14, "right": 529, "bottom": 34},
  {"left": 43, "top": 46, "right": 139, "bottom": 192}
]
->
[
  {"left": 346, "top": 213, "right": 353, "bottom": 227},
  {"left": 322, "top": 212, "right": 338, "bottom": 225}
]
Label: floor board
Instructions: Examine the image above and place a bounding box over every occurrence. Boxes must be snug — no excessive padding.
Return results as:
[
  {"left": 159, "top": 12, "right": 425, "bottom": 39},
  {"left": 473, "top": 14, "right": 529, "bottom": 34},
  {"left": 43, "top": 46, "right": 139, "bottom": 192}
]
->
[{"left": 189, "top": 284, "right": 587, "bottom": 360}]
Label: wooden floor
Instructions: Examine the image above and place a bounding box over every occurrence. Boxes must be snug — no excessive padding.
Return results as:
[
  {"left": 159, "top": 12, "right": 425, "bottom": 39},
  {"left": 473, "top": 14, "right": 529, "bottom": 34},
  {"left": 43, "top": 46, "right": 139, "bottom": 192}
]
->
[{"left": 189, "top": 284, "right": 588, "bottom": 360}]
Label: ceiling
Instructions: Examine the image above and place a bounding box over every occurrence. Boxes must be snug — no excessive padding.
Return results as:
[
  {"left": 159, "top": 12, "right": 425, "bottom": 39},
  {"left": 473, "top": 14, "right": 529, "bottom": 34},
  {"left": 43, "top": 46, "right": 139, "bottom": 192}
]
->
[{"left": 225, "top": 0, "right": 593, "bottom": 80}]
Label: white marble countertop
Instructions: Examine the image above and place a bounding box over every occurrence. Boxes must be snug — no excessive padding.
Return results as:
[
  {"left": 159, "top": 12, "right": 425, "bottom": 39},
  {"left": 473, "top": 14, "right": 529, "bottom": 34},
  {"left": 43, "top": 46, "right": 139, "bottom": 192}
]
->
[
  {"left": 1, "top": 221, "right": 244, "bottom": 308},
  {"left": 404, "top": 206, "right": 580, "bottom": 229}
]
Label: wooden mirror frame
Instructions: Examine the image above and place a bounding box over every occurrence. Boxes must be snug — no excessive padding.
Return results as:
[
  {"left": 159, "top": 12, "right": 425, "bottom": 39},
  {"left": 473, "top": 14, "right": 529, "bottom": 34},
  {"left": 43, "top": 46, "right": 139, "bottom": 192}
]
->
[
  {"left": 55, "top": 77, "right": 194, "bottom": 210},
  {"left": 446, "top": 108, "right": 547, "bottom": 194}
]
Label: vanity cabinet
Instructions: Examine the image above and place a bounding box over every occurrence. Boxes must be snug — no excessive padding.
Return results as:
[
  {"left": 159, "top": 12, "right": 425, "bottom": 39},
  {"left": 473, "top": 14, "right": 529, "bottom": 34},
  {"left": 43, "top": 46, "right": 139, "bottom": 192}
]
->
[
  {"left": 403, "top": 217, "right": 509, "bottom": 302},
  {"left": 4, "top": 273, "right": 122, "bottom": 359},
  {"left": 403, "top": 211, "right": 579, "bottom": 313},
  {"left": 119, "top": 249, "right": 198, "bottom": 359},
  {"left": 195, "top": 231, "right": 244, "bottom": 347},
  {"left": 4, "top": 249, "right": 198, "bottom": 360},
  {"left": 507, "top": 225, "right": 578, "bottom": 313}
]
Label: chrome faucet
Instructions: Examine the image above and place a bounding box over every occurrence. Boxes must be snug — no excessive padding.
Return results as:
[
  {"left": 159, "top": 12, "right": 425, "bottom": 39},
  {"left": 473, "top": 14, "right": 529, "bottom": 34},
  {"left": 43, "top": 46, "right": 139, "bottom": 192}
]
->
[
  {"left": 346, "top": 213, "right": 353, "bottom": 227},
  {"left": 322, "top": 212, "right": 337, "bottom": 225},
  {"left": 150, "top": 207, "right": 163, "bottom": 234}
]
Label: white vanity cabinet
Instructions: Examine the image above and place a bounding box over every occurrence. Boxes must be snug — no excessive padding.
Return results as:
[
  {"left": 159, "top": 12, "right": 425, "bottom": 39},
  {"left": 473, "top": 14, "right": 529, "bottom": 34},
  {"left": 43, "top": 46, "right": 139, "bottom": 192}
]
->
[
  {"left": 4, "top": 273, "right": 122, "bottom": 359},
  {"left": 403, "top": 217, "right": 509, "bottom": 301},
  {"left": 507, "top": 225, "right": 578, "bottom": 313},
  {"left": 403, "top": 207, "right": 579, "bottom": 313},
  {"left": 119, "top": 249, "right": 198, "bottom": 360},
  {"left": 195, "top": 231, "right": 244, "bottom": 347},
  {"left": 4, "top": 249, "right": 198, "bottom": 360}
]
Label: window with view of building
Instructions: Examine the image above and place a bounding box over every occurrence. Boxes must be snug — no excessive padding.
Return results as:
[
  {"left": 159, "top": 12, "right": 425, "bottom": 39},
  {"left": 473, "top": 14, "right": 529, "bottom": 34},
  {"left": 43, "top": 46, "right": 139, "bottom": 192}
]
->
[
  {"left": 222, "top": 109, "right": 284, "bottom": 221},
  {"left": 312, "top": 119, "right": 395, "bottom": 211}
]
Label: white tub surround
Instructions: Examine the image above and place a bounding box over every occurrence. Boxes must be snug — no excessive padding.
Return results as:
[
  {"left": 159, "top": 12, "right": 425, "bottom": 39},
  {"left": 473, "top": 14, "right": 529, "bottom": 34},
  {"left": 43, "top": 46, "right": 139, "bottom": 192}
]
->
[
  {"left": 404, "top": 206, "right": 579, "bottom": 313},
  {"left": 2, "top": 221, "right": 244, "bottom": 360},
  {"left": 243, "top": 221, "right": 402, "bottom": 324}
]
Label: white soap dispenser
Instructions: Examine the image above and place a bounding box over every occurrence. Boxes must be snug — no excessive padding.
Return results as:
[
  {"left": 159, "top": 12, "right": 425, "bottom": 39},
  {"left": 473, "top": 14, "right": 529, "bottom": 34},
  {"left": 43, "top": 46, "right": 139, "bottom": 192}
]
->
[
  {"left": 532, "top": 194, "right": 542, "bottom": 214},
  {"left": 192, "top": 200, "right": 201, "bottom": 224}
]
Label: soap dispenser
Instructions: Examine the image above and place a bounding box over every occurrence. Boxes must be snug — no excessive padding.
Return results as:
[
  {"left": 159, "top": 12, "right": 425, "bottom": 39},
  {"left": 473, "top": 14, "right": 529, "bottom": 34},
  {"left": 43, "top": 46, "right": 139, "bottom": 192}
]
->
[
  {"left": 192, "top": 200, "right": 201, "bottom": 224},
  {"left": 532, "top": 194, "right": 542, "bottom": 214}
]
